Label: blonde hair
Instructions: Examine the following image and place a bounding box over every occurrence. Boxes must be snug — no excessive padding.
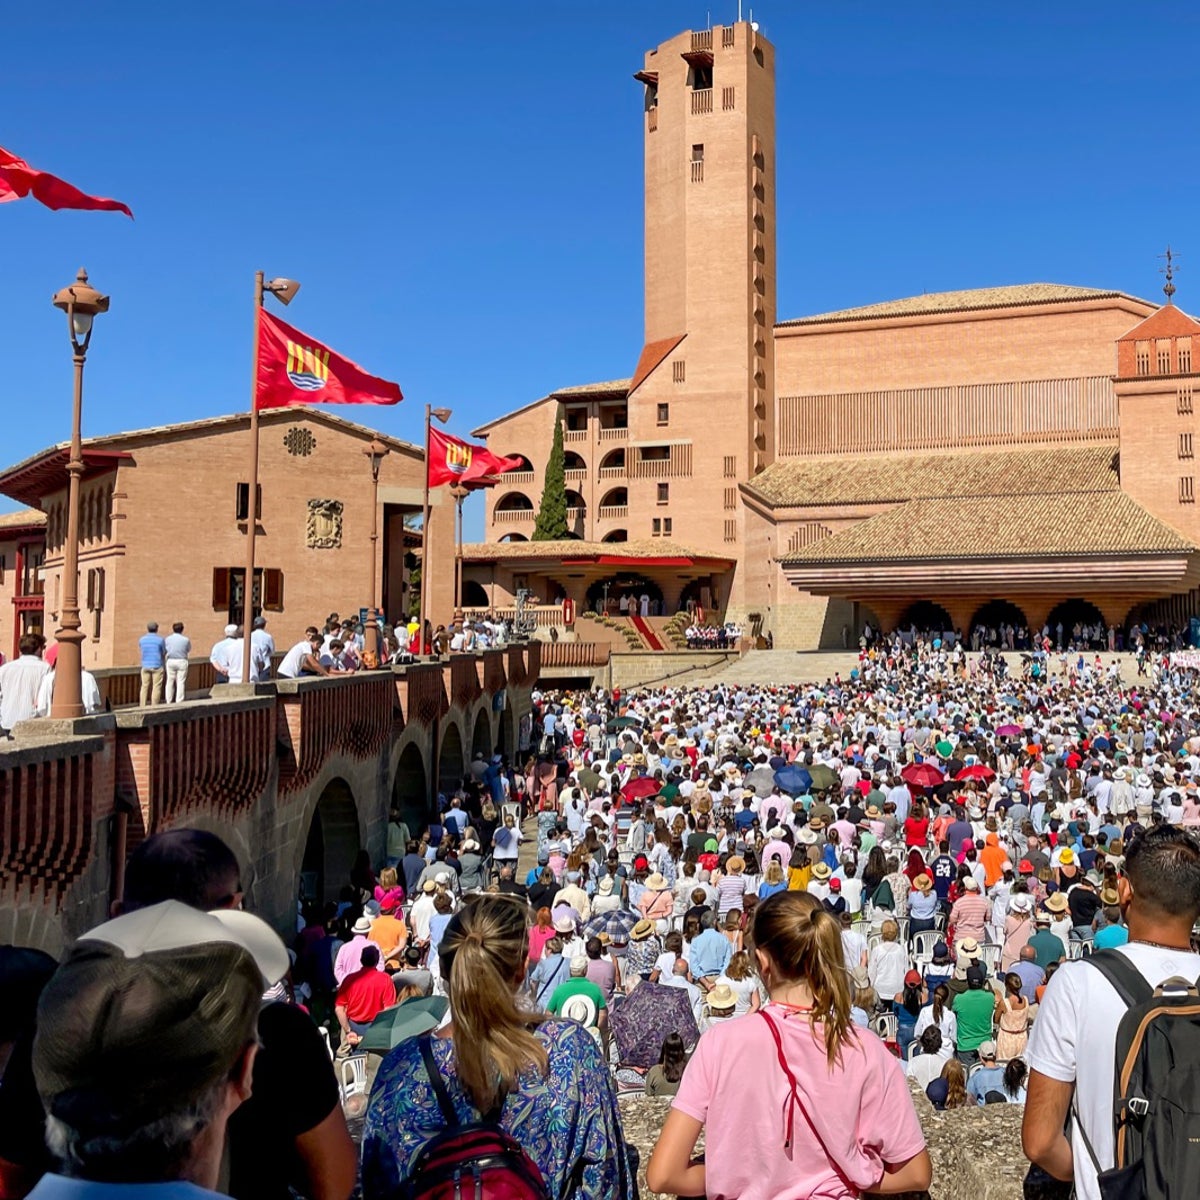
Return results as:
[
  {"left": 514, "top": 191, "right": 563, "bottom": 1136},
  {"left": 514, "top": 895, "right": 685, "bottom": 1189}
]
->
[
  {"left": 940, "top": 1058, "right": 969, "bottom": 1109},
  {"left": 752, "top": 890, "right": 853, "bottom": 1066},
  {"left": 881, "top": 919, "right": 899, "bottom": 943},
  {"left": 379, "top": 866, "right": 398, "bottom": 889},
  {"left": 725, "top": 950, "right": 755, "bottom": 981},
  {"left": 764, "top": 861, "right": 785, "bottom": 886},
  {"left": 439, "top": 896, "right": 548, "bottom": 1111}
]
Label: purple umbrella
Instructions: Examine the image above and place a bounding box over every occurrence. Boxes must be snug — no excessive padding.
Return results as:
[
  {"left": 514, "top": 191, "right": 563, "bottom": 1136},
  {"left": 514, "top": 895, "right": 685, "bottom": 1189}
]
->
[
  {"left": 995, "top": 723, "right": 1023, "bottom": 738},
  {"left": 609, "top": 982, "right": 699, "bottom": 1067}
]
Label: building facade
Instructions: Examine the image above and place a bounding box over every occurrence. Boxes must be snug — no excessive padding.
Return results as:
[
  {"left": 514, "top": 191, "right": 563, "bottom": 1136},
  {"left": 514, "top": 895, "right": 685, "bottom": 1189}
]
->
[
  {"left": 0, "top": 408, "right": 454, "bottom": 668},
  {"left": 468, "top": 20, "right": 1200, "bottom": 646}
]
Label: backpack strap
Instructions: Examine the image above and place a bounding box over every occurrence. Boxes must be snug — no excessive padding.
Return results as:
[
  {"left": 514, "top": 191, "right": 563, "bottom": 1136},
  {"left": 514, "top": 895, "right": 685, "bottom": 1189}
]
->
[
  {"left": 1085, "top": 949, "right": 1154, "bottom": 1008},
  {"left": 419, "top": 1037, "right": 459, "bottom": 1129}
]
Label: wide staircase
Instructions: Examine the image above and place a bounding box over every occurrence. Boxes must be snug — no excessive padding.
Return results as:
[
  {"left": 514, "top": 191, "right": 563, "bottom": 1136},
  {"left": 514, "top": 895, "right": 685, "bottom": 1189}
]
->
[{"left": 690, "top": 648, "right": 860, "bottom": 686}]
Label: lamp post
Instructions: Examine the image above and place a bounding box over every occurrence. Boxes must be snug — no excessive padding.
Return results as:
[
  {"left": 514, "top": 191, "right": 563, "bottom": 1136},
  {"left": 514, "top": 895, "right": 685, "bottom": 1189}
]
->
[
  {"left": 50, "top": 269, "right": 109, "bottom": 719},
  {"left": 418, "top": 405, "right": 453, "bottom": 653},
  {"left": 449, "top": 482, "right": 469, "bottom": 624},
  {"left": 363, "top": 437, "right": 390, "bottom": 664}
]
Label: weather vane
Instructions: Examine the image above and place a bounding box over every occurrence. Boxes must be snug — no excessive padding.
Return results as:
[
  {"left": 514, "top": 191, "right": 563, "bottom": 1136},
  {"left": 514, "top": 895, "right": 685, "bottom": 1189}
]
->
[{"left": 1160, "top": 245, "right": 1179, "bottom": 302}]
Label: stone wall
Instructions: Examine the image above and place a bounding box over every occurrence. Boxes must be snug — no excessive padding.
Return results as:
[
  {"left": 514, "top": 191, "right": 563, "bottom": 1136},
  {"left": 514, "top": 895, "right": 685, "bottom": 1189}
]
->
[{"left": 609, "top": 651, "right": 739, "bottom": 690}]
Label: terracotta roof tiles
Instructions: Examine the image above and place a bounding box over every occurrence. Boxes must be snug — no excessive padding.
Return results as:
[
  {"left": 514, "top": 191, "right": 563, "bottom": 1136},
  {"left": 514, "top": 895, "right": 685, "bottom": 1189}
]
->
[
  {"left": 744, "top": 444, "right": 1120, "bottom": 508},
  {"left": 461, "top": 538, "right": 731, "bottom": 563}
]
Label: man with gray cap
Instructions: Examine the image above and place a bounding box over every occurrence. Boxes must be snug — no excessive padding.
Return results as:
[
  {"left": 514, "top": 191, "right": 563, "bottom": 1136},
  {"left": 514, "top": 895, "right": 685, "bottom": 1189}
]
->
[
  {"left": 29, "top": 900, "right": 287, "bottom": 1198},
  {"left": 249, "top": 615, "right": 276, "bottom": 683}
]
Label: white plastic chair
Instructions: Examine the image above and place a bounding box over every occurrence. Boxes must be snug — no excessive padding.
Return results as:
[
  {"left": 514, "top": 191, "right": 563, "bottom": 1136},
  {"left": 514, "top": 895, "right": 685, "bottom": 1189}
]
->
[
  {"left": 911, "top": 952, "right": 932, "bottom": 977},
  {"left": 975, "top": 943, "right": 1002, "bottom": 974},
  {"left": 905, "top": 1039, "right": 921, "bottom": 1060},
  {"left": 911, "top": 930, "right": 940, "bottom": 958},
  {"left": 1067, "top": 938, "right": 1093, "bottom": 960},
  {"left": 872, "top": 1012, "right": 898, "bottom": 1043},
  {"left": 339, "top": 1054, "right": 369, "bottom": 1117}
]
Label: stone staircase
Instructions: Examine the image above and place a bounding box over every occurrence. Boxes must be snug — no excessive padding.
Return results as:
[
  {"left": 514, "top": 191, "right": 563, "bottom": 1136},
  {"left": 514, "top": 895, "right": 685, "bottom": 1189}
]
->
[{"left": 689, "top": 649, "right": 861, "bottom": 686}]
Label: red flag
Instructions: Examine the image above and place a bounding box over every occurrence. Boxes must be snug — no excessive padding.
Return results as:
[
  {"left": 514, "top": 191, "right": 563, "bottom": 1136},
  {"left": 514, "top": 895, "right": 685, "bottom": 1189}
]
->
[
  {"left": 428, "top": 429, "right": 523, "bottom": 488},
  {"left": 0, "top": 146, "right": 132, "bottom": 218},
  {"left": 256, "top": 309, "right": 402, "bottom": 410}
]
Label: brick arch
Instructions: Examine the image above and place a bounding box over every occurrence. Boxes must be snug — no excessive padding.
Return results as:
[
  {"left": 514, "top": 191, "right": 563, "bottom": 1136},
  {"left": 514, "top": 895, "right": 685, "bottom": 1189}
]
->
[
  {"left": 472, "top": 703, "right": 494, "bottom": 761},
  {"left": 298, "top": 776, "right": 362, "bottom": 906},
  {"left": 390, "top": 735, "right": 429, "bottom": 831},
  {"left": 438, "top": 718, "right": 467, "bottom": 796}
]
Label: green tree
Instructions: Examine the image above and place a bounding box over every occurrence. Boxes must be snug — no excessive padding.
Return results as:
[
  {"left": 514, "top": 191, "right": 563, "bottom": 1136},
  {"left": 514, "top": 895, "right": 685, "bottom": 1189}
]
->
[{"left": 532, "top": 412, "right": 568, "bottom": 540}]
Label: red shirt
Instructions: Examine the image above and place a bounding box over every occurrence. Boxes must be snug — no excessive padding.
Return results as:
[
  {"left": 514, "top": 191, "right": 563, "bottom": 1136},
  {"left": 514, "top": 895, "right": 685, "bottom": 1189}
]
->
[
  {"left": 903, "top": 816, "right": 929, "bottom": 848},
  {"left": 336, "top": 965, "right": 396, "bottom": 1023}
]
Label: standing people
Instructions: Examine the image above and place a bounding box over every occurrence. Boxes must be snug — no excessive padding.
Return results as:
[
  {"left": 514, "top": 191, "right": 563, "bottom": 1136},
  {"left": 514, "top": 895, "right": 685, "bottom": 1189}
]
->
[
  {"left": 250, "top": 615, "right": 276, "bottom": 682},
  {"left": 648, "top": 890, "right": 930, "bottom": 1199},
  {"left": 210, "top": 623, "right": 244, "bottom": 685},
  {"left": 0, "top": 634, "right": 50, "bottom": 733},
  {"left": 164, "top": 621, "right": 191, "bottom": 704},
  {"left": 137, "top": 620, "right": 167, "bottom": 706}
]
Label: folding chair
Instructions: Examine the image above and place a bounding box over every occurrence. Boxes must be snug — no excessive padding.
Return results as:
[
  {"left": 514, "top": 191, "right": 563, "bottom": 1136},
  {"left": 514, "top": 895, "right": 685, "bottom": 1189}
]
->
[{"left": 339, "top": 1054, "right": 370, "bottom": 1118}]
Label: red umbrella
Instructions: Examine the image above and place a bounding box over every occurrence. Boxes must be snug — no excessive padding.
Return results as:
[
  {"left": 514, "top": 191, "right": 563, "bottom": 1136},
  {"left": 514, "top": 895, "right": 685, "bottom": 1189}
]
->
[
  {"left": 620, "top": 776, "right": 660, "bottom": 803},
  {"left": 995, "top": 723, "right": 1023, "bottom": 738},
  {"left": 955, "top": 764, "right": 995, "bottom": 782},
  {"left": 901, "top": 762, "right": 945, "bottom": 790}
]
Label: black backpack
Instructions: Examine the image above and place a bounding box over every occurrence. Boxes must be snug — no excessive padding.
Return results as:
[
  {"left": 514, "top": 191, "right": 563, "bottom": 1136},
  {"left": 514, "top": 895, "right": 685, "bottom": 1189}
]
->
[{"left": 1079, "top": 949, "right": 1200, "bottom": 1200}]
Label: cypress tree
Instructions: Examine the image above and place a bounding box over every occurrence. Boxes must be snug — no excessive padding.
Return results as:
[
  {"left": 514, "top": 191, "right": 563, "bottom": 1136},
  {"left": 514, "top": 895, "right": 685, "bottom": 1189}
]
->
[{"left": 532, "top": 413, "right": 568, "bottom": 540}]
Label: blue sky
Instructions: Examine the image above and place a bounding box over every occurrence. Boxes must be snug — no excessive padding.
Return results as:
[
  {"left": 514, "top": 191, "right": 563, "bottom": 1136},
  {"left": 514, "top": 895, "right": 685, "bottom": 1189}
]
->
[{"left": 4, "top": 3, "right": 1198, "bottom": 537}]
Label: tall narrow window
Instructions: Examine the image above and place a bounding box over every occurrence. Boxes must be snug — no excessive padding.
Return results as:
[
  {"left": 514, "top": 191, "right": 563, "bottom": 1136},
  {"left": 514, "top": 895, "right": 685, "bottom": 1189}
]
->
[
  {"left": 657, "top": 483, "right": 669, "bottom": 505},
  {"left": 691, "top": 144, "right": 704, "bottom": 183},
  {"left": 724, "top": 487, "right": 737, "bottom": 510},
  {"left": 1159, "top": 349, "right": 1172, "bottom": 373},
  {"left": 1181, "top": 433, "right": 1194, "bottom": 460},
  {"left": 657, "top": 403, "right": 670, "bottom": 424},
  {"left": 723, "top": 455, "right": 736, "bottom": 478},
  {"left": 1181, "top": 477, "right": 1195, "bottom": 504},
  {"left": 662, "top": 517, "right": 673, "bottom": 537},
  {"left": 1180, "top": 388, "right": 1195, "bottom": 415},
  {"left": 672, "top": 361, "right": 685, "bottom": 383},
  {"left": 651, "top": 518, "right": 662, "bottom": 537},
  {"left": 1182, "top": 347, "right": 1193, "bottom": 372}
]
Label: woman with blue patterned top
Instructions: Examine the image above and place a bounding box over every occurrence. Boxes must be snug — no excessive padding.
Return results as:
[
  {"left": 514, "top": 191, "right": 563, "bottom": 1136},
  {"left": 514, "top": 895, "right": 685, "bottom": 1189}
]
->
[{"left": 362, "top": 894, "right": 637, "bottom": 1200}]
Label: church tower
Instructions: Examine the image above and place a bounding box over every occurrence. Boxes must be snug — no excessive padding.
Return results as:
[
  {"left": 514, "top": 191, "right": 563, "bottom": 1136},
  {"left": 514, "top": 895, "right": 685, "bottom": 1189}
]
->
[{"left": 625, "top": 23, "right": 776, "bottom": 572}]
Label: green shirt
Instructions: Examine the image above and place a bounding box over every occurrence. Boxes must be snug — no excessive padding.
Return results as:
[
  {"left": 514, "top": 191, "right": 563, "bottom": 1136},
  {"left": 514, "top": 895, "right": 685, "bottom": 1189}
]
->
[
  {"left": 546, "top": 978, "right": 606, "bottom": 1022},
  {"left": 1028, "top": 929, "right": 1066, "bottom": 970},
  {"left": 953, "top": 987, "right": 995, "bottom": 1051}
]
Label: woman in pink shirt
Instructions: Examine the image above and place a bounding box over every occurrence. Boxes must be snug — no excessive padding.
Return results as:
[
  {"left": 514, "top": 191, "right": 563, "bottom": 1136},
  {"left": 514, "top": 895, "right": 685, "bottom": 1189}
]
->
[{"left": 648, "top": 891, "right": 930, "bottom": 1200}]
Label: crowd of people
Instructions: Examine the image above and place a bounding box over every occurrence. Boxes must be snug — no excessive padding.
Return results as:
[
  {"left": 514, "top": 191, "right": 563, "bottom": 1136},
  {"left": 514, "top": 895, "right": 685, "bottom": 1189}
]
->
[{"left": 6, "top": 633, "right": 1200, "bottom": 1200}]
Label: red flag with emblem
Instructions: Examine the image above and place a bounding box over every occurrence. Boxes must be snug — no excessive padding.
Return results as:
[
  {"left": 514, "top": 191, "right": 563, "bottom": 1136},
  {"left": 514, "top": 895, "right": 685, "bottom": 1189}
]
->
[
  {"left": 0, "top": 146, "right": 133, "bottom": 217},
  {"left": 428, "top": 429, "right": 523, "bottom": 487},
  {"left": 256, "top": 309, "right": 402, "bottom": 410}
]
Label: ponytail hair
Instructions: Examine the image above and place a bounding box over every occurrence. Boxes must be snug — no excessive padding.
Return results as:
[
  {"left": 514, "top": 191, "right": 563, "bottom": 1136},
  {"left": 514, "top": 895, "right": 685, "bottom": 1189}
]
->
[
  {"left": 440, "top": 896, "right": 548, "bottom": 1112},
  {"left": 932, "top": 983, "right": 949, "bottom": 1026},
  {"left": 1004, "top": 1057, "right": 1028, "bottom": 1095},
  {"left": 750, "top": 890, "right": 853, "bottom": 1067}
]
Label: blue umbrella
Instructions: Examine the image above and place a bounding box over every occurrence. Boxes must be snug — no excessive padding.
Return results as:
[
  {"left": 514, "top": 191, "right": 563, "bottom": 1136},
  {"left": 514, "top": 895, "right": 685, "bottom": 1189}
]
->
[
  {"left": 582, "top": 907, "right": 640, "bottom": 940},
  {"left": 774, "top": 764, "right": 811, "bottom": 795}
]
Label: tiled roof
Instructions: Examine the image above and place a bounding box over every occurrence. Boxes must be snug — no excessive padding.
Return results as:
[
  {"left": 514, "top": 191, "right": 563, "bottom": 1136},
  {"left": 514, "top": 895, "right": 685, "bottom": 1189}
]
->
[
  {"left": 781, "top": 491, "right": 1195, "bottom": 564},
  {"left": 628, "top": 336, "right": 685, "bottom": 395},
  {"left": 779, "top": 284, "right": 1151, "bottom": 327},
  {"left": 1116, "top": 302, "right": 1200, "bottom": 341},
  {"left": 0, "top": 508, "right": 46, "bottom": 531},
  {"left": 744, "top": 444, "right": 1119, "bottom": 508},
  {"left": 471, "top": 380, "right": 630, "bottom": 437},
  {"left": 552, "top": 378, "right": 630, "bottom": 397},
  {"left": 462, "top": 538, "right": 732, "bottom": 563}
]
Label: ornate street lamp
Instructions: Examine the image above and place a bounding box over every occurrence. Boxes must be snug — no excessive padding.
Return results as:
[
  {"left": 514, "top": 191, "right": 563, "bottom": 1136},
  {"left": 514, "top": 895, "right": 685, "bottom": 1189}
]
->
[{"left": 363, "top": 437, "right": 390, "bottom": 664}]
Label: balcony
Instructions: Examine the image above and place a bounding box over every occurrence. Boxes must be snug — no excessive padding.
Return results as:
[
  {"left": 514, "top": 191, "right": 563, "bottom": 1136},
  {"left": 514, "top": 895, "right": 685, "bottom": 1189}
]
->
[
  {"left": 690, "top": 160, "right": 704, "bottom": 183},
  {"left": 563, "top": 468, "right": 587, "bottom": 483},
  {"left": 691, "top": 89, "right": 713, "bottom": 115},
  {"left": 598, "top": 426, "right": 628, "bottom": 442},
  {"left": 565, "top": 507, "right": 586, "bottom": 523},
  {"left": 691, "top": 30, "right": 712, "bottom": 51},
  {"left": 598, "top": 465, "right": 627, "bottom": 479},
  {"left": 563, "top": 428, "right": 588, "bottom": 443},
  {"left": 503, "top": 469, "right": 535, "bottom": 485},
  {"left": 598, "top": 505, "right": 628, "bottom": 520},
  {"left": 493, "top": 508, "right": 533, "bottom": 523}
]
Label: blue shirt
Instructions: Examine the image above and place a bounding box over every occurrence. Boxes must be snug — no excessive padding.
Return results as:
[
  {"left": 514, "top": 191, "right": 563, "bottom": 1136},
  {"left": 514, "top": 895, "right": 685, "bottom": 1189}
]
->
[
  {"left": 1093, "top": 923, "right": 1130, "bottom": 950},
  {"left": 28, "top": 1178, "right": 224, "bottom": 1200},
  {"left": 688, "top": 927, "right": 733, "bottom": 979},
  {"left": 138, "top": 633, "right": 166, "bottom": 669}
]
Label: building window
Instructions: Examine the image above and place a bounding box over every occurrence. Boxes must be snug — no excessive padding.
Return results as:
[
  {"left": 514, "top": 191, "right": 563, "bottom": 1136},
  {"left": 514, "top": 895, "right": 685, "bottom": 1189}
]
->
[
  {"left": 657, "top": 403, "right": 670, "bottom": 425},
  {"left": 672, "top": 361, "right": 685, "bottom": 384},
  {"left": 652, "top": 518, "right": 661, "bottom": 537},
  {"left": 691, "top": 144, "right": 704, "bottom": 183},
  {"left": 1182, "top": 433, "right": 1195, "bottom": 460},
  {"left": 1182, "top": 477, "right": 1195, "bottom": 504},
  {"left": 657, "top": 482, "right": 669, "bottom": 505},
  {"left": 722, "top": 86, "right": 735, "bottom": 110},
  {"left": 1182, "top": 346, "right": 1193, "bottom": 373},
  {"left": 723, "top": 455, "right": 736, "bottom": 478},
  {"left": 1137, "top": 347, "right": 1151, "bottom": 375},
  {"left": 724, "top": 487, "right": 737, "bottom": 510},
  {"left": 638, "top": 445, "right": 671, "bottom": 463},
  {"left": 724, "top": 519, "right": 736, "bottom": 542},
  {"left": 1180, "top": 388, "right": 1194, "bottom": 415},
  {"left": 1159, "top": 349, "right": 1172, "bottom": 374},
  {"left": 663, "top": 517, "right": 672, "bottom": 537},
  {"left": 236, "top": 482, "right": 262, "bottom": 522}
]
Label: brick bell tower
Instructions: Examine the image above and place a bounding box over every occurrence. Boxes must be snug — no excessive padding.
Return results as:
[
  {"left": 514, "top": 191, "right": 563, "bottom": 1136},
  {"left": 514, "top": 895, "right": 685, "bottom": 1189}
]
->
[{"left": 626, "top": 22, "right": 776, "bottom": 577}]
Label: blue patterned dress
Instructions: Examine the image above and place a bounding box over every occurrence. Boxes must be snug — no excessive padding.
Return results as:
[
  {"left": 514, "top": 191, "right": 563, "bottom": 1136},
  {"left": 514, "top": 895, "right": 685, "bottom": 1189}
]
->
[{"left": 361, "top": 1020, "right": 637, "bottom": 1200}]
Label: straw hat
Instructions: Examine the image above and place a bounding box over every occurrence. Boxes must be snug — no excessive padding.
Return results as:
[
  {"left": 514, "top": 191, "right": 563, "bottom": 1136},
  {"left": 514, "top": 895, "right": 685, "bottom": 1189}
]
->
[
  {"left": 726, "top": 856, "right": 746, "bottom": 874},
  {"left": 1045, "top": 892, "right": 1069, "bottom": 914},
  {"left": 913, "top": 873, "right": 933, "bottom": 892},
  {"left": 797, "top": 827, "right": 819, "bottom": 846},
  {"left": 957, "top": 936, "right": 981, "bottom": 959},
  {"left": 644, "top": 873, "right": 667, "bottom": 891},
  {"left": 865, "top": 805, "right": 882, "bottom": 819},
  {"left": 706, "top": 984, "right": 737, "bottom": 1012},
  {"left": 598, "top": 876, "right": 614, "bottom": 896},
  {"left": 630, "top": 919, "right": 656, "bottom": 941},
  {"left": 811, "top": 862, "right": 832, "bottom": 881}
]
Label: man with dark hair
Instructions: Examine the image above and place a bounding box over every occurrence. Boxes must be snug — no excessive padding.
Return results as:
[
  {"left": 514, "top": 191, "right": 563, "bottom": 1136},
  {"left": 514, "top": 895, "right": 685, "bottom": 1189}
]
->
[
  {"left": 1024, "top": 826, "right": 1200, "bottom": 1200},
  {"left": 120, "top": 827, "right": 241, "bottom": 913},
  {"left": 905, "top": 1026, "right": 948, "bottom": 1088},
  {"left": 334, "top": 944, "right": 396, "bottom": 1050},
  {"left": 0, "top": 633, "right": 49, "bottom": 733}
]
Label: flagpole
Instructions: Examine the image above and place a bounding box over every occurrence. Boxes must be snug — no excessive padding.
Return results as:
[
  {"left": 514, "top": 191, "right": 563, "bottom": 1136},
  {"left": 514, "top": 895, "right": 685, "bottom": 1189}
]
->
[
  {"left": 419, "top": 402, "right": 432, "bottom": 654},
  {"left": 242, "top": 271, "right": 264, "bottom": 682}
]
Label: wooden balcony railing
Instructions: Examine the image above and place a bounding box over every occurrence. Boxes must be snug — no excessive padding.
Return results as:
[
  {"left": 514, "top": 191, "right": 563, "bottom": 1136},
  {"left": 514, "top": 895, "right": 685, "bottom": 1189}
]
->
[{"left": 691, "top": 89, "right": 713, "bottom": 115}]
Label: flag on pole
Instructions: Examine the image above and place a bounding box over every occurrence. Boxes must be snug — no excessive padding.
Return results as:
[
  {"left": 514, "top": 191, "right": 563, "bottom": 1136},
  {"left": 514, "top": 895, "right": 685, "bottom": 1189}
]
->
[
  {"left": 0, "top": 146, "right": 133, "bottom": 217},
  {"left": 256, "top": 309, "right": 402, "bottom": 410},
  {"left": 428, "top": 428, "right": 523, "bottom": 487}
]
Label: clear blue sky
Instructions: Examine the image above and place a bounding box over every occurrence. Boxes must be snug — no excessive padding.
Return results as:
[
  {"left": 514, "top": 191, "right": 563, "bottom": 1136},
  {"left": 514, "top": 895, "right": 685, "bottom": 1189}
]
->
[{"left": 4, "top": 3, "right": 1197, "bottom": 537}]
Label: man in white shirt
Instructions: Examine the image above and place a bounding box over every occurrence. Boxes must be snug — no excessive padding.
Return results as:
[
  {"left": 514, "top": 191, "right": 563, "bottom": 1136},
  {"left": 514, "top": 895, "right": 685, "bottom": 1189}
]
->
[
  {"left": 35, "top": 667, "right": 103, "bottom": 717},
  {"left": 210, "top": 624, "right": 244, "bottom": 685},
  {"left": 319, "top": 640, "right": 355, "bottom": 673},
  {"left": 278, "top": 630, "right": 329, "bottom": 679},
  {"left": 906, "top": 1027, "right": 951, "bottom": 1087},
  {"left": 1024, "top": 826, "right": 1200, "bottom": 1200},
  {"left": 164, "top": 622, "right": 192, "bottom": 703},
  {"left": 0, "top": 635, "right": 50, "bottom": 731},
  {"left": 249, "top": 616, "right": 275, "bottom": 682}
]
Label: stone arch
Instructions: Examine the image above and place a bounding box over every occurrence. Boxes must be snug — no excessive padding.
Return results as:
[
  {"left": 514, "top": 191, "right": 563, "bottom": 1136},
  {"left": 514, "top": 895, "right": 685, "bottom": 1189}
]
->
[
  {"left": 472, "top": 705, "right": 493, "bottom": 760},
  {"left": 391, "top": 740, "right": 429, "bottom": 832},
  {"left": 896, "top": 600, "right": 954, "bottom": 634},
  {"left": 599, "top": 486, "right": 628, "bottom": 508},
  {"left": 1046, "top": 599, "right": 1107, "bottom": 640},
  {"left": 499, "top": 532, "right": 528, "bottom": 542},
  {"left": 601, "top": 529, "right": 628, "bottom": 543},
  {"left": 502, "top": 453, "right": 534, "bottom": 472},
  {"left": 495, "top": 491, "right": 534, "bottom": 513},
  {"left": 462, "top": 580, "right": 489, "bottom": 608},
  {"left": 438, "top": 719, "right": 466, "bottom": 795},
  {"left": 969, "top": 599, "right": 1029, "bottom": 632},
  {"left": 599, "top": 448, "right": 626, "bottom": 471},
  {"left": 563, "top": 451, "right": 587, "bottom": 472},
  {"left": 300, "top": 777, "right": 361, "bottom": 906}
]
